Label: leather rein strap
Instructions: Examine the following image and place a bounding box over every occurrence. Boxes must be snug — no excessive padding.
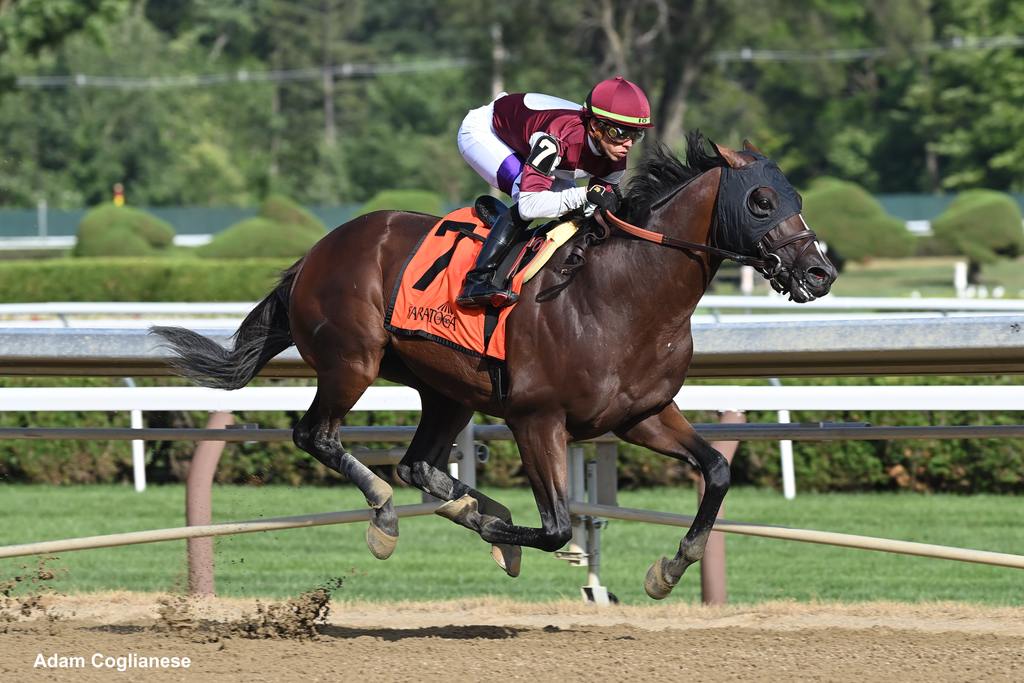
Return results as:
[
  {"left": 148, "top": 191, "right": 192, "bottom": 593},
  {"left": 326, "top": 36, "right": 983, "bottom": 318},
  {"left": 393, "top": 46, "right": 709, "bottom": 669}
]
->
[{"left": 597, "top": 210, "right": 815, "bottom": 274}]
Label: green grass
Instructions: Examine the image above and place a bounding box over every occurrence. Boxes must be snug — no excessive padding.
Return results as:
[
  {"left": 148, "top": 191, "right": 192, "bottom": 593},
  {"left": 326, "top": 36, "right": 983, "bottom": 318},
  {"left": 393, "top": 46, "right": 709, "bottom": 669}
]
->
[
  {"left": 831, "top": 256, "right": 1024, "bottom": 298},
  {"left": 713, "top": 256, "right": 1024, "bottom": 298},
  {"left": 2, "top": 485, "right": 1022, "bottom": 605}
]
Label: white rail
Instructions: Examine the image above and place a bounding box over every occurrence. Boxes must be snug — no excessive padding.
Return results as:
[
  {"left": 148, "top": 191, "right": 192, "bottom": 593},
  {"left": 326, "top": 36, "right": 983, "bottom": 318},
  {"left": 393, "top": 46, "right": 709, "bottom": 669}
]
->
[{"left": 1, "top": 384, "right": 1020, "bottom": 412}]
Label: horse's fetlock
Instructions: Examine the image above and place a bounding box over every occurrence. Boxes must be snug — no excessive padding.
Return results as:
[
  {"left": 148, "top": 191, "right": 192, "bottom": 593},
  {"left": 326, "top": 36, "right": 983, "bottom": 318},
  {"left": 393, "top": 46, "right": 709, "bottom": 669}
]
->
[
  {"left": 538, "top": 526, "right": 572, "bottom": 553},
  {"left": 395, "top": 463, "right": 414, "bottom": 485}
]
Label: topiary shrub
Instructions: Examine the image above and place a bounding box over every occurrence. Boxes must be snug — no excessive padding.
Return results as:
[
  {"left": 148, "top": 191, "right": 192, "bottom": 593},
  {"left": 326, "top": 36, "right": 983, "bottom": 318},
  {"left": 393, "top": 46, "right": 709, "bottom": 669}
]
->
[
  {"left": 198, "top": 195, "right": 325, "bottom": 259},
  {"left": 801, "top": 178, "right": 914, "bottom": 262},
  {"left": 197, "top": 217, "right": 318, "bottom": 259},
  {"left": 259, "top": 194, "right": 326, "bottom": 236},
  {"left": 930, "top": 189, "right": 1023, "bottom": 281},
  {"left": 73, "top": 205, "right": 176, "bottom": 257},
  {"left": 358, "top": 189, "right": 445, "bottom": 217}
]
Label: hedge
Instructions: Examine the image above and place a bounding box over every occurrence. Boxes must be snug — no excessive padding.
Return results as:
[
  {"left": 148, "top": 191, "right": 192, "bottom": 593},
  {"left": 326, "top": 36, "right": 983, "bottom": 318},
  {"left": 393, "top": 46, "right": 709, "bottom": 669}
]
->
[
  {"left": 931, "top": 189, "right": 1024, "bottom": 265},
  {"left": 73, "top": 205, "right": 176, "bottom": 257},
  {"left": 358, "top": 189, "right": 445, "bottom": 217},
  {"left": 198, "top": 195, "right": 326, "bottom": 259},
  {"left": 1, "top": 375, "right": 1021, "bottom": 493},
  {"left": 196, "top": 218, "right": 320, "bottom": 259},
  {"left": 802, "top": 178, "right": 914, "bottom": 261},
  {"left": 0, "top": 257, "right": 294, "bottom": 302},
  {"left": 258, "top": 194, "right": 326, "bottom": 234}
]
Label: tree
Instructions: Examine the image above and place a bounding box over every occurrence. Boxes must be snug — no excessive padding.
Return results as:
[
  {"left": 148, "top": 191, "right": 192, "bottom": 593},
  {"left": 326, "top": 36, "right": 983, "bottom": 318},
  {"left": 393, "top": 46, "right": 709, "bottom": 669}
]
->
[
  {"left": 905, "top": 0, "right": 1024, "bottom": 192},
  {"left": 0, "top": 0, "right": 128, "bottom": 59},
  {"left": 581, "top": 0, "right": 740, "bottom": 149}
]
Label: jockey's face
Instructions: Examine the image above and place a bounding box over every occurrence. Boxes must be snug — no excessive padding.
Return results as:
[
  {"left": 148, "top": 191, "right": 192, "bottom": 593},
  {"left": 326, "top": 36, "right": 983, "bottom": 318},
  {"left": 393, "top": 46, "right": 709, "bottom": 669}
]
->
[{"left": 589, "top": 120, "right": 642, "bottom": 161}]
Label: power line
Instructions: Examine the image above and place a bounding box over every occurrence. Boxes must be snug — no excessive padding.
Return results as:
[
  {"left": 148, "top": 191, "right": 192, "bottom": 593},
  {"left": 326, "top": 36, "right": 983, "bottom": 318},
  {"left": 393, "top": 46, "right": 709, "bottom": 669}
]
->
[
  {"left": 713, "top": 35, "right": 1024, "bottom": 64},
  {"left": 13, "top": 34, "right": 1024, "bottom": 90},
  {"left": 16, "top": 57, "right": 473, "bottom": 89}
]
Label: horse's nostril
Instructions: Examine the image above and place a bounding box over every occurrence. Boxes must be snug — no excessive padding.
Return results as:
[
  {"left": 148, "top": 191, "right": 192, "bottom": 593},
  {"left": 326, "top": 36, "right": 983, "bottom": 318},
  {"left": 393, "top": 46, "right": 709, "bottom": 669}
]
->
[{"left": 807, "top": 266, "right": 830, "bottom": 282}]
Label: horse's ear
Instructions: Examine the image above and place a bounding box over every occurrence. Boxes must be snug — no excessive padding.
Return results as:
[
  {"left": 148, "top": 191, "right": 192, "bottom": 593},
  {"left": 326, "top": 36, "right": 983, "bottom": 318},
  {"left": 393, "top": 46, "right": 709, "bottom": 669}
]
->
[
  {"left": 713, "top": 142, "right": 752, "bottom": 169},
  {"left": 742, "top": 139, "right": 764, "bottom": 156}
]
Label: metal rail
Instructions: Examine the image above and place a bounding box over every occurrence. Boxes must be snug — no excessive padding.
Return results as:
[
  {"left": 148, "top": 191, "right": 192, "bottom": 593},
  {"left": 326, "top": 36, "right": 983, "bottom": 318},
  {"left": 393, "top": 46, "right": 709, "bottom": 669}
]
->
[
  {"left": 570, "top": 502, "right": 1024, "bottom": 570},
  {"left": 1, "top": 316, "right": 1021, "bottom": 378},
  {"left": 2, "top": 422, "right": 1023, "bottom": 442}
]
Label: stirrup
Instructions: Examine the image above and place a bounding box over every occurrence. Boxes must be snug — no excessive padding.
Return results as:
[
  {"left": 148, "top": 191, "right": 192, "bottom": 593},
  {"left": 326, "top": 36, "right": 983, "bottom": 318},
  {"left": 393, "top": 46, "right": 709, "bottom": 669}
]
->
[{"left": 456, "top": 282, "right": 519, "bottom": 309}]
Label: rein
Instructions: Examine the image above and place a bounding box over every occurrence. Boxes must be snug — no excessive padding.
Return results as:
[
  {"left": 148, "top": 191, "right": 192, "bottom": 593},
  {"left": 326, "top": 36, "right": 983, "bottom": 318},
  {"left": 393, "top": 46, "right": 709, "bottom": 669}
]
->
[
  {"left": 598, "top": 209, "right": 811, "bottom": 276},
  {"left": 596, "top": 210, "right": 776, "bottom": 270}
]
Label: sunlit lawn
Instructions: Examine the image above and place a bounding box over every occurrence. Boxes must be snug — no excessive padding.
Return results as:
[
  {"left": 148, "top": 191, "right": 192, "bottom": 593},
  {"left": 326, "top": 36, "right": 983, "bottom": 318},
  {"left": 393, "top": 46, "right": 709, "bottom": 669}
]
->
[{"left": 2, "top": 485, "right": 1021, "bottom": 605}]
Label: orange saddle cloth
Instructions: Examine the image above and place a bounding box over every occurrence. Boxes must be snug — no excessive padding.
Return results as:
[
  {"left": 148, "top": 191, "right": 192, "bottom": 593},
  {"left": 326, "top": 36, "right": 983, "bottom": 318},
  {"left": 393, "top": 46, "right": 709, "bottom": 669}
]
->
[{"left": 385, "top": 206, "right": 555, "bottom": 360}]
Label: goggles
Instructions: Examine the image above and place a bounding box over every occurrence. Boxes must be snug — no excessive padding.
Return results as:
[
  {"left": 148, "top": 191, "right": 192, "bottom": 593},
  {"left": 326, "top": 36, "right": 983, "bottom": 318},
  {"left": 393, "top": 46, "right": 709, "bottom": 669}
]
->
[{"left": 596, "top": 120, "right": 645, "bottom": 144}]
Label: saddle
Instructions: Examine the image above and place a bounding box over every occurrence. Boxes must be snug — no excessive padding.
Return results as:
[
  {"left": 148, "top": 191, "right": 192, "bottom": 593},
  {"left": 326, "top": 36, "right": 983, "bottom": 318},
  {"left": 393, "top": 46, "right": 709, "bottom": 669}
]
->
[{"left": 384, "top": 203, "right": 578, "bottom": 361}]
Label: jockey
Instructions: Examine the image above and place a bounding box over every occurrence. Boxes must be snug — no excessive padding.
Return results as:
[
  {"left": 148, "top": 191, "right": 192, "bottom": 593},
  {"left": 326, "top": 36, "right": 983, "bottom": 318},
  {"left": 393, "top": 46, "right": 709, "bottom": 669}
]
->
[{"left": 455, "top": 76, "right": 653, "bottom": 308}]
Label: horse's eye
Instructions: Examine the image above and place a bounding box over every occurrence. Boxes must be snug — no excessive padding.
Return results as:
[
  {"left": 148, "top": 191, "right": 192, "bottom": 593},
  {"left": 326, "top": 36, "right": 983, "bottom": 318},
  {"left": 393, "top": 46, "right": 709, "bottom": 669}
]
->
[{"left": 748, "top": 188, "right": 776, "bottom": 218}]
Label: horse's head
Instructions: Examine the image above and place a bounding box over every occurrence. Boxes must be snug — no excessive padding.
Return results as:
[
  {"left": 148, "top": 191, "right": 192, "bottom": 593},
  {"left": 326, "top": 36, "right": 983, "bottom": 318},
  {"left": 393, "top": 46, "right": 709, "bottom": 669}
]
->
[{"left": 712, "top": 140, "right": 837, "bottom": 302}]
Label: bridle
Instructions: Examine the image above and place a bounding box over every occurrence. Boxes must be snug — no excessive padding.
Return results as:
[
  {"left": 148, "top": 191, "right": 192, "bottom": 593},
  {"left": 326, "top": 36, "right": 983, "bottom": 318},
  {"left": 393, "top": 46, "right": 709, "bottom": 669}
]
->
[{"left": 596, "top": 209, "right": 817, "bottom": 284}]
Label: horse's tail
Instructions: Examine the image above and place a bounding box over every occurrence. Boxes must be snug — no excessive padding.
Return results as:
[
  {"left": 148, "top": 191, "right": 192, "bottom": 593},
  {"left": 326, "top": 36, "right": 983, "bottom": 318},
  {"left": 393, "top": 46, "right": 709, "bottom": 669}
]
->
[{"left": 151, "top": 258, "right": 303, "bottom": 390}]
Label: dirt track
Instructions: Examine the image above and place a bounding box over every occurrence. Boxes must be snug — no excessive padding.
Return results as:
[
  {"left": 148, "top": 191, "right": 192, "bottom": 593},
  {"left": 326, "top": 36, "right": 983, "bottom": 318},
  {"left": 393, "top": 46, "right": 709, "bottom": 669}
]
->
[{"left": 3, "top": 593, "right": 1024, "bottom": 681}]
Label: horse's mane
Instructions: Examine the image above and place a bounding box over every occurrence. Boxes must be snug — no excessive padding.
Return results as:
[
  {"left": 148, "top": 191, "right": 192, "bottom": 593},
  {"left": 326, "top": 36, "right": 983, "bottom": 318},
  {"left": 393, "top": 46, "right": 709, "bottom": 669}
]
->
[{"left": 620, "top": 130, "right": 727, "bottom": 225}]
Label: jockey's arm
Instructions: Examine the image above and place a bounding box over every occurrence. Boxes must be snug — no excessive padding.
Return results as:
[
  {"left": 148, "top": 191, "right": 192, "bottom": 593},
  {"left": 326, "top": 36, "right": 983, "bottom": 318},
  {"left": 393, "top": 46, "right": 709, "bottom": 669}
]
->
[
  {"left": 514, "top": 134, "right": 627, "bottom": 220},
  {"left": 515, "top": 132, "right": 587, "bottom": 220},
  {"left": 517, "top": 185, "right": 588, "bottom": 221}
]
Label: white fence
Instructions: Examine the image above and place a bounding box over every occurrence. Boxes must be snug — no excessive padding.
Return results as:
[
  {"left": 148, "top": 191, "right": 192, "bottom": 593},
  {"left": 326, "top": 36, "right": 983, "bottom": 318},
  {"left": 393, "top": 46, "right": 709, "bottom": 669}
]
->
[{"left": 3, "top": 383, "right": 1021, "bottom": 496}]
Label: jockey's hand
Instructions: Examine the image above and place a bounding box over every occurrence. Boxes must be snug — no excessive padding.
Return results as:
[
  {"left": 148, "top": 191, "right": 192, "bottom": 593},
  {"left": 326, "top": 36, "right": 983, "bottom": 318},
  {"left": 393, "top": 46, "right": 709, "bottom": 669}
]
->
[{"left": 586, "top": 184, "right": 619, "bottom": 214}]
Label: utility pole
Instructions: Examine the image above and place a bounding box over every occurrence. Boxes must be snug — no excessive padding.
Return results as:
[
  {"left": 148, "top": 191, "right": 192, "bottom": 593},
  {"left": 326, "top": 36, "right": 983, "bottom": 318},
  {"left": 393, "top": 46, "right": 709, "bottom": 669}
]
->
[{"left": 322, "top": 0, "right": 337, "bottom": 148}]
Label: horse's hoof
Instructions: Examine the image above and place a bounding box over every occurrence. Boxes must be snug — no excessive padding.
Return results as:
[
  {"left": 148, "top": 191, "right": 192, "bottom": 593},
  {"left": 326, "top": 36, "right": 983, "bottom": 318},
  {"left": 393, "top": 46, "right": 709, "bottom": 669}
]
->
[
  {"left": 435, "top": 494, "right": 479, "bottom": 527},
  {"left": 365, "top": 523, "right": 398, "bottom": 560},
  {"left": 644, "top": 557, "right": 676, "bottom": 600},
  {"left": 491, "top": 544, "right": 522, "bottom": 578}
]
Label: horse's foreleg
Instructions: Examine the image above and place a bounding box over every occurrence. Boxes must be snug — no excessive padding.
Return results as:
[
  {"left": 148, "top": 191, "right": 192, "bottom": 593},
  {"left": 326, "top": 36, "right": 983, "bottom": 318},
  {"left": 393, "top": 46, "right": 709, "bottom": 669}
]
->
[
  {"left": 395, "top": 393, "right": 521, "bottom": 576},
  {"left": 463, "top": 415, "right": 572, "bottom": 553},
  {"left": 616, "top": 403, "right": 731, "bottom": 599}
]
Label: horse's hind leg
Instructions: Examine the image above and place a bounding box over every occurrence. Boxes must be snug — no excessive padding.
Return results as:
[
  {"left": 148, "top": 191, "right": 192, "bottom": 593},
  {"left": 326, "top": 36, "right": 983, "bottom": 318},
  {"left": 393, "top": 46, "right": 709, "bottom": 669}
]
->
[
  {"left": 395, "top": 388, "right": 521, "bottom": 577},
  {"left": 615, "top": 403, "right": 730, "bottom": 599},
  {"left": 294, "top": 381, "right": 399, "bottom": 561}
]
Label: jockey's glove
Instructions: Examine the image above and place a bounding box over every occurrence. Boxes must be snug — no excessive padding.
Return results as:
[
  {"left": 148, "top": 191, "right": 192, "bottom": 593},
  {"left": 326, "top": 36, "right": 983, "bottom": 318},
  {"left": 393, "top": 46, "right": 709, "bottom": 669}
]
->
[{"left": 586, "top": 184, "right": 619, "bottom": 214}]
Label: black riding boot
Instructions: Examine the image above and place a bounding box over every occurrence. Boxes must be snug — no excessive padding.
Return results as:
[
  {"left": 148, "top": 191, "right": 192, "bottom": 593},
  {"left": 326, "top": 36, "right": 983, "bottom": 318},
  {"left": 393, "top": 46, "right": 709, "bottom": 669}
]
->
[{"left": 457, "top": 206, "right": 528, "bottom": 308}]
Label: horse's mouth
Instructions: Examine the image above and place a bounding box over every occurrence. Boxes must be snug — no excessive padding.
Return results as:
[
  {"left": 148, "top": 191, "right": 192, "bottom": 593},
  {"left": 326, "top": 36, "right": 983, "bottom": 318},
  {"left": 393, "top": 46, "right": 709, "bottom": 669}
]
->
[{"left": 768, "top": 265, "right": 833, "bottom": 303}]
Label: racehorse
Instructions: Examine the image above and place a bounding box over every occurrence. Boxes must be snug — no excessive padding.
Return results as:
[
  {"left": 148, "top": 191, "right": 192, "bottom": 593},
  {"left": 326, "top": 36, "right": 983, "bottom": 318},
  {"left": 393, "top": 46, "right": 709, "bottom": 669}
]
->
[{"left": 153, "top": 132, "right": 836, "bottom": 599}]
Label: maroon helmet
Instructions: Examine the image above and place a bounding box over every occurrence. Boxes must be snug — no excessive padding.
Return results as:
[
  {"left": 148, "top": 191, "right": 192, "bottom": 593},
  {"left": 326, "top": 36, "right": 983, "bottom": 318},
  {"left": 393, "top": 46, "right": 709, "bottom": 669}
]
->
[{"left": 584, "top": 76, "right": 653, "bottom": 128}]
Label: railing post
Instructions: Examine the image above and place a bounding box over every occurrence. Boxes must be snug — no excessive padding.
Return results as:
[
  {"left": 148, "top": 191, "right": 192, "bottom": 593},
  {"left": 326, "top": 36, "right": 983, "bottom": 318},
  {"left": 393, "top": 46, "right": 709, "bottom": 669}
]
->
[
  {"left": 700, "top": 409, "right": 745, "bottom": 606},
  {"left": 186, "top": 410, "right": 233, "bottom": 596},
  {"left": 582, "top": 458, "right": 610, "bottom": 605},
  {"left": 566, "top": 446, "right": 586, "bottom": 557},
  {"left": 130, "top": 409, "right": 146, "bottom": 492},
  {"left": 454, "top": 420, "right": 476, "bottom": 489}
]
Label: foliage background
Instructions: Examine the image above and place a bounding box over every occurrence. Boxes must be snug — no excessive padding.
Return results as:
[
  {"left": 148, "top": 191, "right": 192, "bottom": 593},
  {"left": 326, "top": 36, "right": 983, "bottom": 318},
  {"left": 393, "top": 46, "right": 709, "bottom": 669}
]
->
[{"left": 2, "top": 0, "right": 1024, "bottom": 210}]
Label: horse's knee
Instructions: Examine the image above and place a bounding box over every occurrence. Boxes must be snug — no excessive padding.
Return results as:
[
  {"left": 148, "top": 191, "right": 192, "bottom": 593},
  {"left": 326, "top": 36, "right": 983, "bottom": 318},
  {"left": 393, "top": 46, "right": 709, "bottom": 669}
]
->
[{"left": 706, "top": 454, "right": 731, "bottom": 496}]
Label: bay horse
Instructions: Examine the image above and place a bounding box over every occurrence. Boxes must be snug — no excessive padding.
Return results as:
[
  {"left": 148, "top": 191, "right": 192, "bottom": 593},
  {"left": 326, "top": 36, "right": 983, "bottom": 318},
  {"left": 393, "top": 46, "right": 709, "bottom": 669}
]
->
[{"left": 153, "top": 132, "right": 836, "bottom": 599}]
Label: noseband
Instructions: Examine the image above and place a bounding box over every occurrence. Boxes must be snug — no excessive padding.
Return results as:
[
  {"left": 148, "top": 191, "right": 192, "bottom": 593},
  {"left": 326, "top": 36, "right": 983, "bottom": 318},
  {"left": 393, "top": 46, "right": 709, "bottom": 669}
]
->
[{"left": 754, "top": 224, "right": 818, "bottom": 285}]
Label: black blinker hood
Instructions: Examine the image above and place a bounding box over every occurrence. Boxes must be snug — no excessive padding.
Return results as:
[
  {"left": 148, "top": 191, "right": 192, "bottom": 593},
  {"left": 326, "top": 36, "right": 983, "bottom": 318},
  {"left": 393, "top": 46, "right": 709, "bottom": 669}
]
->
[{"left": 712, "top": 153, "right": 802, "bottom": 255}]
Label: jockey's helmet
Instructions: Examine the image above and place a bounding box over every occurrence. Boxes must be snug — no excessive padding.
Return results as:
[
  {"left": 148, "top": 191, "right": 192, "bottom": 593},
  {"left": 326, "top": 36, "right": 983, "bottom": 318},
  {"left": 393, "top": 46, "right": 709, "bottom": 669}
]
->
[{"left": 584, "top": 77, "right": 653, "bottom": 129}]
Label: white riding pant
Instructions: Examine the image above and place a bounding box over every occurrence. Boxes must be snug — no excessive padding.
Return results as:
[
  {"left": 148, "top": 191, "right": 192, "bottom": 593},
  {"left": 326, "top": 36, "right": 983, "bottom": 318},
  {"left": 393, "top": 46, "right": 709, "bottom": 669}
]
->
[{"left": 457, "top": 97, "right": 577, "bottom": 209}]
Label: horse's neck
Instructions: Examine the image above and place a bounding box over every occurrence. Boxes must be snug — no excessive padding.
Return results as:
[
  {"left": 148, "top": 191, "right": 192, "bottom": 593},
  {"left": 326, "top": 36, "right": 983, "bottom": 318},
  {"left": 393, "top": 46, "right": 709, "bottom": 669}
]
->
[{"left": 574, "top": 170, "right": 721, "bottom": 332}]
